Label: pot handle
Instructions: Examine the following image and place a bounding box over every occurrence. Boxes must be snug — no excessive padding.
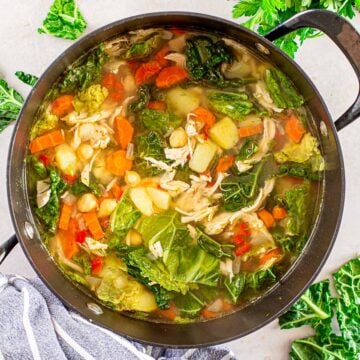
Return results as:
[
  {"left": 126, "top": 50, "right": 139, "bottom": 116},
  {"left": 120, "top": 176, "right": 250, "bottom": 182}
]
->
[
  {"left": 264, "top": 9, "right": 360, "bottom": 131},
  {"left": 0, "top": 235, "right": 18, "bottom": 265}
]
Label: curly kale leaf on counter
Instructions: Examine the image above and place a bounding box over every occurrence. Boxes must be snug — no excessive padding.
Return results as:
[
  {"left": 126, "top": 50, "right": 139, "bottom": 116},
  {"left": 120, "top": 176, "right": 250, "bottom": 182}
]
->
[
  {"left": 15, "top": 71, "right": 38, "bottom": 87},
  {"left": 0, "top": 79, "right": 24, "bottom": 133},
  {"left": 38, "top": 0, "right": 87, "bottom": 40},
  {"left": 232, "top": 0, "right": 360, "bottom": 58},
  {"left": 279, "top": 257, "right": 360, "bottom": 359}
]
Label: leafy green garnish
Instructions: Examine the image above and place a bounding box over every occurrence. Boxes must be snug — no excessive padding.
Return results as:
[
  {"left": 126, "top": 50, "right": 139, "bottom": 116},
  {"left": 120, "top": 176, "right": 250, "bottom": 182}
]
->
[
  {"left": 57, "top": 44, "right": 108, "bottom": 94},
  {"left": 134, "top": 130, "right": 169, "bottom": 177},
  {"left": 196, "top": 228, "right": 234, "bottom": 259},
  {"left": 264, "top": 69, "right": 304, "bottom": 109},
  {"left": 232, "top": 0, "right": 360, "bottom": 58},
  {"left": 125, "top": 33, "right": 162, "bottom": 60},
  {"left": 35, "top": 169, "right": 67, "bottom": 232},
  {"left": 38, "top": 0, "right": 87, "bottom": 40},
  {"left": 207, "top": 90, "right": 255, "bottom": 120},
  {"left": 220, "top": 161, "right": 263, "bottom": 211},
  {"left": 73, "top": 253, "right": 91, "bottom": 275},
  {"left": 224, "top": 274, "right": 246, "bottom": 303},
  {"left": 108, "top": 192, "right": 141, "bottom": 248},
  {"left": 69, "top": 175, "right": 101, "bottom": 197},
  {"left": 185, "top": 35, "right": 255, "bottom": 88},
  {"left": 15, "top": 71, "right": 38, "bottom": 87},
  {"left": 129, "top": 84, "right": 150, "bottom": 113},
  {"left": 139, "top": 108, "right": 181, "bottom": 135},
  {"left": 278, "top": 162, "right": 321, "bottom": 181},
  {"left": 0, "top": 78, "right": 24, "bottom": 133},
  {"left": 279, "top": 257, "right": 360, "bottom": 358},
  {"left": 236, "top": 140, "right": 258, "bottom": 161}
]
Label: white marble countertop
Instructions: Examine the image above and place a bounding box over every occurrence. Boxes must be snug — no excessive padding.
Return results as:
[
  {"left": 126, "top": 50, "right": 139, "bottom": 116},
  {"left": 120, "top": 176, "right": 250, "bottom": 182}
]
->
[{"left": 0, "top": 1, "right": 359, "bottom": 358}]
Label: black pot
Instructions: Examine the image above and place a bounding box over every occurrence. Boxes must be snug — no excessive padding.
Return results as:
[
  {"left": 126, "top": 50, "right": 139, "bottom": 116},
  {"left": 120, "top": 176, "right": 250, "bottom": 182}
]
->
[{"left": 2, "top": 9, "right": 360, "bottom": 347}]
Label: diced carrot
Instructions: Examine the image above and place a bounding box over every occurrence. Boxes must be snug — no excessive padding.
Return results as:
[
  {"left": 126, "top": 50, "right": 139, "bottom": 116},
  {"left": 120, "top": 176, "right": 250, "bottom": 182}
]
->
[
  {"left": 155, "top": 66, "right": 188, "bottom": 88},
  {"left": 259, "top": 248, "right": 282, "bottom": 265},
  {"left": 157, "top": 303, "right": 177, "bottom": 321},
  {"left": 58, "top": 219, "right": 79, "bottom": 259},
  {"left": 147, "top": 101, "right": 166, "bottom": 112},
  {"left": 135, "top": 61, "right": 162, "bottom": 85},
  {"left": 235, "top": 242, "right": 251, "bottom": 257},
  {"left": 257, "top": 209, "right": 275, "bottom": 228},
  {"left": 62, "top": 173, "right": 78, "bottom": 185},
  {"left": 91, "top": 256, "right": 104, "bottom": 274},
  {"left": 106, "top": 150, "right": 133, "bottom": 177},
  {"left": 272, "top": 206, "right": 288, "bottom": 220},
  {"left": 83, "top": 212, "right": 105, "bottom": 240},
  {"left": 201, "top": 309, "right": 217, "bottom": 319},
  {"left": 238, "top": 123, "right": 264, "bottom": 138},
  {"left": 285, "top": 115, "right": 306, "bottom": 143},
  {"left": 58, "top": 203, "right": 72, "bottom": 231},
  {"left": 222, "top": 300, "right": 233, "bottom": 312},
  {"left": 51, "top": 95, "right": 74, "bottom": 118},
  {"left": 155, "top": 46, "right": 171, "bottom": 67},
  {"left": 101, "top": 73, "right": 117, "bottom": 89},
  {"left": 111, "top": 183, "right": 123, "bottom": 200},
  {"left": 192, "top": 107, "right": 216, "bottom": 130},
  {"left": 114, "top": 116, "right": 134, "bottom": 149},
  {"left": 102, "top": 73, "right": 124, "bottom": 102},
  {"left": 29, "top": 130, "right": 65, "bottom": 154},
  {"left": 216, "top": 155, "right": 235, "bottom": 173}
]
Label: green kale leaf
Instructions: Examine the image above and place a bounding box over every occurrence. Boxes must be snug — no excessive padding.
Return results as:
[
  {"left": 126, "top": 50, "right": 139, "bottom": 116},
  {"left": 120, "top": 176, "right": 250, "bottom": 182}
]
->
[
  {"left": 224, "top": 273, "right": 246, "bottom": 303},
  {"left": 134, "top": 130, "right": 169, "bottom": 177},
  {"left": 139, "top": 108, "right": 181, "bottom": 135},
  {"left": 236, "top": 140, "right": 258, "bottom": 161},
  {"left": 0, "top": 79, "right": 24, "bottom": 133},
  {"left": 278, "top": 162, "right": 321, "bottom": 181},
  {"left": 196, "top": 228, "right": 234, "bottom": 259},
  {"left": 57, "top": 44, "right": 108, "bottom": 94},
  {"left": 108, "top": 192, "right": 141, "bottom": 248},
  {"left": 35, "top": 169, "right": 67, "bottom": 232},
  {"left": 129, "top": 84, "right": 151, "bottom": 113},
  {"left": 69, "top": 175, "right": 101, "bottom": 197},
  {"left": 220, "top": 161, "right": 263, "bottom": 211},
  {"left": 125, "top": 33, "right": 163, "bottom": 60},
  {"left": 264, "top": 69, "right": 304, "bottom": 109},
  {"left": 15, "top": 71, "right": 38, "bottom": 87},
  {"left": 38, "top": 0, "right": 87, "bottom": 40},
  {"left": 207, "top": 90, "right": 255, "bottom": 120}
]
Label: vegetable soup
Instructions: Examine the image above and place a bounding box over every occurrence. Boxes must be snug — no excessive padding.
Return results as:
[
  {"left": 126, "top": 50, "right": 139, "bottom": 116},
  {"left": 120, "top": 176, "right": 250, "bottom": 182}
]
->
[{"left": 27, "top": 27, "right": 324, "bottom": 322}]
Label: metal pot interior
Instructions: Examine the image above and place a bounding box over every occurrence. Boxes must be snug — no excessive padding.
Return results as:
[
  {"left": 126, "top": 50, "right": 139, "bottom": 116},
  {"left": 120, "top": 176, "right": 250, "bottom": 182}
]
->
[{"left": 7, "top": 12, "right": 344, "bottom": 347}]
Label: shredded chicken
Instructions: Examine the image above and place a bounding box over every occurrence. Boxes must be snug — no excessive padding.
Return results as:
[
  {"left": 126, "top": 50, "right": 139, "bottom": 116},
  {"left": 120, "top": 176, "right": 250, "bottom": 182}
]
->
[
  {"left": 253, "top": 81, "right": 283, "bottom": 112},
  {"left": 63, "top": 110, "right": 113, "bottom": 126},
  {"left": 80, "top": 237, "right": 108, "bottom": 256},
  {"left": 205, "top": 172, "right": 228, "bottom": 196},
  {"left": 235, "top": 162, "right": 253, "bottom": 173},
  {"left": 220, "top": 258, "right": 234, "bottom": 281},
  {"left": 164, "top": 145, "right": 190, "bottom": 167},
  {"left": 176, "top": 205, "right": 218, "bottom": 224},
  {"left": 165, "top": 53, "right": 186, "bottom": 68},
  {"left": 81, "top": 150, "right": 100, "bottom": 187},
  {"left": 144, "top": 157, "right": 173, "bottom": 172},
  {"left": 36, "top": 179, "right": 51, "bottom": 208},
  {"left": 159, "top": 171, "right": 190, "bottom": 197},
  {"left": 149, "top": 241, "right": 163, "bottom": 259}
]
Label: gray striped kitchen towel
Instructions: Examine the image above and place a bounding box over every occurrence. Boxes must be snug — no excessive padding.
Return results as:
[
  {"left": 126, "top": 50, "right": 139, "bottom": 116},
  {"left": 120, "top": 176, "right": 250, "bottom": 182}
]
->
[{"left": 0, "top": 274, "right": 237, "bottom": 360}]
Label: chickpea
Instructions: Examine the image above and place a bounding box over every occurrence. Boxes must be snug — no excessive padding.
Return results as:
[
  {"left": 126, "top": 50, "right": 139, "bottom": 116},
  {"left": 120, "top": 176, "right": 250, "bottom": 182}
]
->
[
  {"left": 77, "top": 143, "right": 94, "bottom": 162},
  {"left": 125, "top": 229, "right": 143, "bottom": 247},
  {"left": 77, "top": 193, "right": 98, "bottom": 212},
  {"left": 125, "top": 171, "right": 141, "bottom": 187},
  {"left": 98, "top": 198, "right": 117, "bottom": 218},
  {"left": 169, "top": 127, "right": 188, "bottom": 148},
  {"left": 79, "top": 123, "right": 95, "bottom": 142}
]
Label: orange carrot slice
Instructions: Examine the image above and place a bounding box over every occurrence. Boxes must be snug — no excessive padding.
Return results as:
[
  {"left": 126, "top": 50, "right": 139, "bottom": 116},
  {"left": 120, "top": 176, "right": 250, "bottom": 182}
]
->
[{"left": 29, "top": 130, "right": 65, "bottom": 154}]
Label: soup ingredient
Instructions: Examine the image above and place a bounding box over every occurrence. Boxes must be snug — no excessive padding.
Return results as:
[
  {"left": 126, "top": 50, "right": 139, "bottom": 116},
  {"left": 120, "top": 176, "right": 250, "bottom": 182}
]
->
[
  {"left": 155, "top": 66, "right": 188, "bottom": 88},
  {"left": 129, "top": 85, "right": 150, "bottom": 112},
  {"left": 264, "top": 69, "right": 304, "bottom": 109},
  {"left": 58, "top": 218, "right": 79, "bottom": 259},
  {"left": 124, "top": 170, "right": 141, "bottom": 187},
  {"left": 189, "top": 140, "right": 217, "bottom": 173},
  {"left": 76, "top": 193, "right": 97, "bottom": 212},
  {"left": 15, "top": 71, "right": 38, "bottom": 86},
  {"left": 29, "top": 130, "right": 65, "bottom": 154},
  {"left": 129, "top": 187, "right": 154, "bottom": 216},
  {"left": 285, "top": 114, "right": 306, "bottom": 143},
  {"left": 257, "top": 209, "right": 275, "bottom": 228},
  {"left": 51, "top": 95, "right": 74, "bottom": 117},
  {"left": 58, "top": 203, "right": 72, "bottom": 230},
  {"left": 38, "top": 0, "right": 87, "bottom": 40},
  {"left": 209, "top": 117, "right": 239, "bottom": 150},
  {"left": 0, "top": 78, "right": 24, "bottom": 132},
  {"left": 236, "top": 140, "right": 258, "bottom": 161},
  {"left": 58, "top": 45, "right": 108, "bottom": 94},
  {"left": 125, "top": 33, "right": 163, "bottom": 60},
  {"left": 272, "top": 206, "right": 287, "bottom": 220},
  {"left": 207, "top": 91, "right": 254, "bottom": 120},
  {"left": 106, "top": 150, "right": 133, "bottom": 176},
  {"left": 166, "top": 87, "right": 201, "bottom": 117},
  {"left": 97, "top": 198, "right": 117, "bottom": 218},
  {"left": 115, "top": 117, "right": 134, "bottom": 150},
  {"left": 277, "top": 162, "right": 321, "bottom": 181},
  {"left": 192, "top": 106, "right": 216, "bottom": 131},
  {"left": 134, "top": 61, "right": 162, "bottom": 85},
  {"left": 139, "top": 108, "right": 181, "bottom": 135},
  {"left": 35, "top": 169, "right": 67, "bottom": 232},
  {"left": 83, "top": 212, "right": 104, "bottom": 240},
  {"left": 220, "top": 162, "right": 263, "bottom": 211},
  {"left": 109, "top": 193, "right": 141, "bottom": 248},
  {"left": 238, "top": 123, "right": 263, "bottom": 138},
  {"left": 96, "top": 256, "right": 157, "bottom": 312},
  {"left": 125, "top": 229, "right": 142, "bottom": 247},
  {"left": 73, "top": 85, "right": 108, "bottom": 114},
  {"left": 196, "top": 228, "right": 234, "bottom": 259},
  {"left": 216, "top": 155, "right": 235, "bottom": 174},
  {"left": 146, "top": 188, "right": 171, "bottom": 210},
  {"left": 169, "top": 127, "right": 188, "bottom": 148},
  {"left": 54, "top": 143, "right": 77, "bottom": 175},
  {"left": 279, "top": 257, "right": 360, "bottom": 358}
]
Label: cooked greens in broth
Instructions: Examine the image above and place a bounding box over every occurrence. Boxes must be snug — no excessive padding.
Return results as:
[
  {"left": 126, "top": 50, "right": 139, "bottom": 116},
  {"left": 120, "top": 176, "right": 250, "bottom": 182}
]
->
[{"left": 27, "top": 27, "right": 324, "bottom": 322}]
